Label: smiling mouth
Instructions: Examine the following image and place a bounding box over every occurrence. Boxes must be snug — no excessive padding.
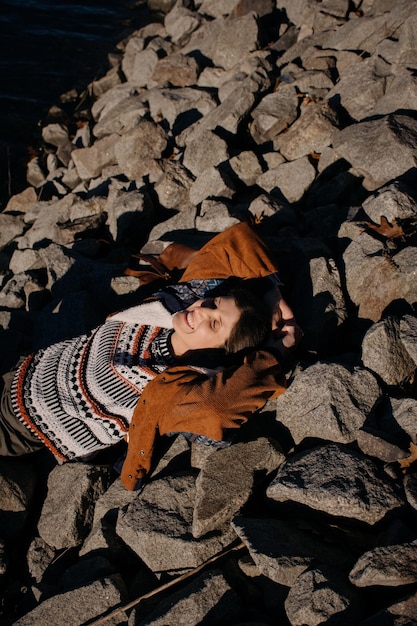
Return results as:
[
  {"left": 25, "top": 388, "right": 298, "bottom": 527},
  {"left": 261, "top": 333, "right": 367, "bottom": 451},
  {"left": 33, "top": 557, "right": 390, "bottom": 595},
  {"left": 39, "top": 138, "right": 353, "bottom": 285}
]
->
[{"left": 185, "top": 311, "right": 194, "bottom": 330}]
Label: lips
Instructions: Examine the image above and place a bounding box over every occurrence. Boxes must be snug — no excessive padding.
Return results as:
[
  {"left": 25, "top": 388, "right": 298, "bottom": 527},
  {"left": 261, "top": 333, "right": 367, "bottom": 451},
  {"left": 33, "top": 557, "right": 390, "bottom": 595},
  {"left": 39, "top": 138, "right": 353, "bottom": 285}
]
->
[{"left": 185, "top": 310, "right": 194, "bottom": 330}]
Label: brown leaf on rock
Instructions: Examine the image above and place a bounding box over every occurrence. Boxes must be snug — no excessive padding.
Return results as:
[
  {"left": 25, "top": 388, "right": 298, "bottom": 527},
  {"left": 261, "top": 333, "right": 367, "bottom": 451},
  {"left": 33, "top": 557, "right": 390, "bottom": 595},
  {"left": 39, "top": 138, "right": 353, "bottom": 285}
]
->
[
  {"left": 399, "top": 442, "right": 417, "bottom": 473},
  {"left": 363, "top": 215, "right": 405, "bottom": 240}
]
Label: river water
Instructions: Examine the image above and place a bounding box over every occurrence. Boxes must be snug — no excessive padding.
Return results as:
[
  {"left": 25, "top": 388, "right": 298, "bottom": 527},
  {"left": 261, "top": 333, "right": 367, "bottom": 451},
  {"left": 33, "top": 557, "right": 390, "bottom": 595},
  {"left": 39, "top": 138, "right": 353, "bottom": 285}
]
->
[{"left": 0, "top": 0, "right": 152, "bottom": 207}]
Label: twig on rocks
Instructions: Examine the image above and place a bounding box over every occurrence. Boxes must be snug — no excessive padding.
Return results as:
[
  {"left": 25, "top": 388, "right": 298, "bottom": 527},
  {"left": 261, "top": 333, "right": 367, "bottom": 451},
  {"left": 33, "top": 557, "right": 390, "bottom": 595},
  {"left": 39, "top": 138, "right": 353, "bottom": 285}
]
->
[{"left": 86, "top": 540, "right": 246, "bottom": 626}]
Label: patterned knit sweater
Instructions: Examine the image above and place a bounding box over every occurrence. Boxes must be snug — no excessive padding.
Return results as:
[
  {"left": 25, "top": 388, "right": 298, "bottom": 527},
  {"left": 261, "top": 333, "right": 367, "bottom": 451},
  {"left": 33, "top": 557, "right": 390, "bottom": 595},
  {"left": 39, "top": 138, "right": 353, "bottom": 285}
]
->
[
  {"left": 10, "top": 299, "right": 182, "bottom": 460},
  {"left": 10, "top": 274, "right": 278, "bottom": 461}
]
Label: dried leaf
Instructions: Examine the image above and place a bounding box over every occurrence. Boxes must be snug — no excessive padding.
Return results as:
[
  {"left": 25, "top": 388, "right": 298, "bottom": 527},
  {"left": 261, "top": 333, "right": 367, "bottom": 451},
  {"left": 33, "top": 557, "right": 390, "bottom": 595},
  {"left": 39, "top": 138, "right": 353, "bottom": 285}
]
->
[
  {"left": 297, "top": 93, "right": 316, "bottom": 106},
  {"left": 364, "top": 215, "right": 405, "bottom": 240},
  {"left": 398, "top": 442, "right": 417, "bottom": 473}
]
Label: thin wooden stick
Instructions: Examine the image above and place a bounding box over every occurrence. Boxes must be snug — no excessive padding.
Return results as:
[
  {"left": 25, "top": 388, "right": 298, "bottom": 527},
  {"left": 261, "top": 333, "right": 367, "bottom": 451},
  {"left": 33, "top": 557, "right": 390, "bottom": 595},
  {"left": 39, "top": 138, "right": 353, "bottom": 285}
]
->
[{"left": 87, "top": 540, "right": 245, "bottom": 626}]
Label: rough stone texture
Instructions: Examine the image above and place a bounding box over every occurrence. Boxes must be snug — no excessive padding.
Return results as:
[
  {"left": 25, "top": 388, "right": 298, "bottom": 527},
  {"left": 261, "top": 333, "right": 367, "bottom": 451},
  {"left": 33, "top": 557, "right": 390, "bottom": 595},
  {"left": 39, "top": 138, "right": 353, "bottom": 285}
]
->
[
  {"left": 104, "top": 189, "right": 156, "bottom": 245},
  {"left": 267, "top": 443, "right": 405, "bottom": 524},
  {"left": 399, "top": 313, "right": 417, "bottom": 366},
  {"left": 37, "top": 464, "right": 113, "bottom": 550},
  {"left": 232, "top": 517, "right": 352, "bottom": 587},
  {"left": 332, "top": 113, "right": 417, "bottom": 191},
  {"left": 256, "top": 156, "right": 316, "bottom": 203},
  {"left": 193, "top": 438, "right": 285, "bottom": 538},
  {"left": 79, "top": 478, "right": 138, "bottom": 559},
  {"left": 147, "top": 86, "right": 217, "bottom": 133},
  {"left": 13, "top": 576, "right": 127, "bottom": 626},
  {"left": 291, "top": 255, "right": 348, "bottom": 353},
  {"left": 326, "top": 55, "right": 390, "bottom": 122},
  {"left": 274, "top": 362, "right": 381, "bottom": 446},
  {"left": 275, "top": 101, "right": 339, "bottom": 161},
  {"left": 0, "top": 457, "right": 37, "bottom": 539},
  {"left": 359, "top": 589, "right": 417, "bottom": 626},
  {"left": 361, "top": 316, "right": 416, "bottom": 386},
  {"left": 114, "top": 120, "right": 168, "bottom": 181},
  {"left": 189, "top": 165, "right": 236, "bottom": 206},
  {"left": 116, "top": 472, "right": 237, "bottom": 573},
  {"left": 182, "top": 130, "right": 229, "bottom": 177},
  {"left": 150, "top": 52, "right": 201, "bottom": 87},
  {"left": 285, "top": 565, "right": 359, "bottom": 626},
  {"left": 250, "top": 84, "right": 299, "bottom": 144},
  {"left": 130, "top": 570, "right": 242, "bottom": 625},
  {"left": 361, "top": 181, "right": 417, "bottom": 224},
  {"left": 72, "top": 133, "right": 119, "bottom": 180},
  {"left": 92, "top": 96, "right": 147, "bottom": 139},
  {"left": 0, "top": 213, "right": 25, "bottom": 249},
  {"left": 349, "top": 539, "right": 417, "bottom": 588},
  {"left": 154, "top": 160, "right": 194, "bottom": 210},
  {"left": 341, "top": 229, "right": 417, "bottom": 323},
  {"left": 26, "top": 536, "right": 57, "bottom": 585}
]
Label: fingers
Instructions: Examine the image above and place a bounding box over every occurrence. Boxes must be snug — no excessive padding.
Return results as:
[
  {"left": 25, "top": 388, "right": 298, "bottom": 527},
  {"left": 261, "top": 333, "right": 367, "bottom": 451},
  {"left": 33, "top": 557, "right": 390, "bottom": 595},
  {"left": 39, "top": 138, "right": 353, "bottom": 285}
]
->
[{"left": 270, "top": 320, "right": 304, "bottom": 354}]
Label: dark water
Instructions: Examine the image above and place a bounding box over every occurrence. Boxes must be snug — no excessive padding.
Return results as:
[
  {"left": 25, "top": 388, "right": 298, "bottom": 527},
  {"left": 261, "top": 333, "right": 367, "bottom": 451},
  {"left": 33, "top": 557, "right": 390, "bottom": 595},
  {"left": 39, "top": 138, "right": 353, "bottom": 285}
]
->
[{"left": 0, "top": 0, "right": 152, "bottom": 207}]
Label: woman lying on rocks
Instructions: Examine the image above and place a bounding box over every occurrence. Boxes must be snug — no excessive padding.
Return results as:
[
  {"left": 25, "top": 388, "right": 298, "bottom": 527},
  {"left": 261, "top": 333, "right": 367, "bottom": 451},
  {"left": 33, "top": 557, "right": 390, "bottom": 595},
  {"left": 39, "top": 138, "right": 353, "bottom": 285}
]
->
[{"left": 0, "top": 223, "right": 302, "bottom": 490}]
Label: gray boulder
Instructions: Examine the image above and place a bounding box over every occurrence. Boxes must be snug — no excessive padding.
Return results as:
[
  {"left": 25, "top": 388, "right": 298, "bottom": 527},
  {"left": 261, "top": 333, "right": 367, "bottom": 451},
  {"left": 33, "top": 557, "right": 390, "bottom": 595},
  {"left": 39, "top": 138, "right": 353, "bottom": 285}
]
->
[
  {"left": 0, "top": 457, "right": 37, "bottom": 540},
  {"left": 275, "top": 362, "right": 381, "bottom": 446},
  {"left": 250, "top": 84, "right": 299, "bottom": 145},
  {"left": 72, "top": 133, "right": 119, "bottom": 180},
  {"left": 150, "top": 52, "right": 201, "bottom": 87},
  {"left": 359, "top": 589, "right": 417, "bottom": 626},
  {"left": 193, "top": 438, "right": 285, "bottom": 538},
  {"left": 130, "top": 570, "right": 242, "bottom": 626},
  {"left": 333, "top": 113, "right": 417, "bottom": 191},
  {"left": 116, "top": 472, "right": 237, "bottom": 573},
  {"left": 232, "top": 516, "right": 352, "bottom": 587},
  {"left": 285, "top": 565, "right": 360, "bottom": 626},
  {"left": 341, "top": 228, "right": 417, "bottom": 322},
  {"left": 257, "top": 156, "right": 316, "bottom": 203},
  {"left": 182, "top": 130, "right": 229, "bottom": 178},
  {"left": 37, "top": 463, "right": 113, "bottom": 550},
  {"left": 326, "top": 55, "right": 390, "bottom": 122},
  {"left": 361, "top": 316, "right": 416, "bottom": 387},
  {"left": 349, "top": 539, "right": 417, "bottom": 588},
  {"left": 14, "top": 575, "right": 127, "bottom": 626},
  {"left": 114, "top": 120, "right": 168, "bottom": 181},
  {"left": 92, "top": 96, "right": 148, "bottom": 139},
  {"left": 267, "top": 443, "right": 405, "bottom": 524},
  {"left": 147, "top": 86, "right": 217, "bottom": 134}
]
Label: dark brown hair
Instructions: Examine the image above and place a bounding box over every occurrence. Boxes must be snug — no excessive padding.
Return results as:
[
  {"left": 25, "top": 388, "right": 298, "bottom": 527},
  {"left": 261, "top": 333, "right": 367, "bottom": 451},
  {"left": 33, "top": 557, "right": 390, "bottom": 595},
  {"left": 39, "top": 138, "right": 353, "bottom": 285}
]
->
[{"left": 224, "top": 287, "right": 269, "bottom": 354}]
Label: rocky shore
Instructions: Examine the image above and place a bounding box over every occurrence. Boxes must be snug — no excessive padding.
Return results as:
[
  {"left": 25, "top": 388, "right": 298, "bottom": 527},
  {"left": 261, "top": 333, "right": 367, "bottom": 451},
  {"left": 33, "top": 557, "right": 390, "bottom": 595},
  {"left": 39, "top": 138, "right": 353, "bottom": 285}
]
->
[{"left": 1, "top": 0, "right": 417, "bottom": 623}]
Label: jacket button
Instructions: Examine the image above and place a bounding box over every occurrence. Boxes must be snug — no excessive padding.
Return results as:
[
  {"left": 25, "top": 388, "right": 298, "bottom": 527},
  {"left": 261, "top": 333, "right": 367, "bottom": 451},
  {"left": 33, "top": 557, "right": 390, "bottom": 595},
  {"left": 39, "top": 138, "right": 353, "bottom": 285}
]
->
[
  {"left": 140, "top": 450, "right": 145, "bottom": 455},
  {"left": 128, "top": 474, "right": 133, "bottom": 479},
  {"left": 142, "top": 399, "right": 146, "bottom": 404},
  {"left": 161, "top": 376, "right": 166, "bottom": 382}
]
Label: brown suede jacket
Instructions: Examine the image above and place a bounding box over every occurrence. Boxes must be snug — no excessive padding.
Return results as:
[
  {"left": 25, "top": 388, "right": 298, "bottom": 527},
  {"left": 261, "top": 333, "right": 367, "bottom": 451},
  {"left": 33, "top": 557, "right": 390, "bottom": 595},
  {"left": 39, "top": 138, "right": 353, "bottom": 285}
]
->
[
  {"left": 120, "top": 349, "right": 285, "bottom": 490},
  {"left": 120, "top": 222, "right": 287, "bottom": 490}
]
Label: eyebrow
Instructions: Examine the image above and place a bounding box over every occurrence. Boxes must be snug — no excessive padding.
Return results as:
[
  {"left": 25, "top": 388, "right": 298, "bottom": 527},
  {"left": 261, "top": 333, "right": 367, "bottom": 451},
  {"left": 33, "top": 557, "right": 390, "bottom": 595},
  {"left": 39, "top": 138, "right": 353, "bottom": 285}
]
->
[{"left": 213, "top": 298, "right": 222, "bottom": 330}]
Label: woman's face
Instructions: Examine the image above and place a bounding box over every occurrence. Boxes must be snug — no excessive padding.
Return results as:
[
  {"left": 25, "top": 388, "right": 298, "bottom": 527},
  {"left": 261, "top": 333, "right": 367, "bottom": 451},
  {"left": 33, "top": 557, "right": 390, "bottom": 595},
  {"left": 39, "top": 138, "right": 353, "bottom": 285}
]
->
[{"left": 171, "top": 296, "right": 241, "bottom": 356}]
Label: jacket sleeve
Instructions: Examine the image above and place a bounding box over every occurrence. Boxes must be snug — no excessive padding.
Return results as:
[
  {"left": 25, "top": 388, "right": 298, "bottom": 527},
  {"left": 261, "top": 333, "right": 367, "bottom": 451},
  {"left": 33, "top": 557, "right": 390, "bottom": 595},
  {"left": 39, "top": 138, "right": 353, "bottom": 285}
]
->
[
  {"left": 180, "top": 222, "right": 279, "bottom": 282},
  {"left": 120, "top": 350, "right": 285, "bottom": 490}
]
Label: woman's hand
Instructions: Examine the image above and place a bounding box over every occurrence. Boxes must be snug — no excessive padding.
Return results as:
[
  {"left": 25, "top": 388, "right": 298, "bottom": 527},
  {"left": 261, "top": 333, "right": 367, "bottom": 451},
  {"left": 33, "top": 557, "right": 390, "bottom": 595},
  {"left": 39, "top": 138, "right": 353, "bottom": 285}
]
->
[{"left": 264, "top": 287, "right": 303, "bottom": 354}]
